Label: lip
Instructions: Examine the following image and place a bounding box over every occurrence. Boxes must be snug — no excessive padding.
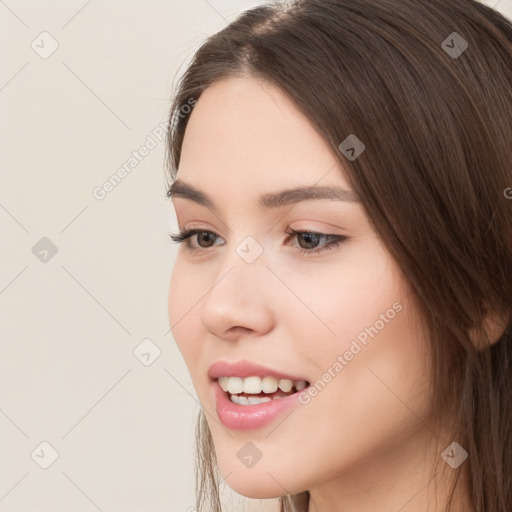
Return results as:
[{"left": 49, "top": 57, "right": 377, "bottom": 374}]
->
[
  {"left": 211, "top": 379, "right": 309, "bottom": 430},
  {"left": 207, "top": 359, "right": 308, "bottom": 382}
]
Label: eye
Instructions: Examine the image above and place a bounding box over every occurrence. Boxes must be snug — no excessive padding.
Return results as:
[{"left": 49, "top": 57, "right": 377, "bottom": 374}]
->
[
  {"left": 284, "top": 228, "right": 347, "bottom": 255},
  {"left": 169, "top": 228, "right": 348, "bottom": 256},
  {"left": 169, "top": 228, "right": 221, "bottom": 249}
]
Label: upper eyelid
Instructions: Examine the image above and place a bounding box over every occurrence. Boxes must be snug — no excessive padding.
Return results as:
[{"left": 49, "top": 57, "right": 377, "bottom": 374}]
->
[{"left": 178, "top": 227, "right": 339, "bottom": 238}]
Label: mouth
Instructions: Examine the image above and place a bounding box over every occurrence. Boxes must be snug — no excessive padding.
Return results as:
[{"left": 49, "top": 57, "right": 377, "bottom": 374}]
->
[
  {"left": 208, "top": 360, "right": 312, "bottom": 429},
  {"left": 211, "top": 375, "right": 311, "bottom": 430},
  {"left": 218, "top": 375, "right": 310, "bottom": 405}
]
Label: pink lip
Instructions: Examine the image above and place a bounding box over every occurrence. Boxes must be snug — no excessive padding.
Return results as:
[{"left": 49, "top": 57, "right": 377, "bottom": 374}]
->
[
  {"left": 207, "top": 359, "right": 308, "bottom": 382},
  {"left": 211, "top": 380, "right": 308, "bottom": 430}
]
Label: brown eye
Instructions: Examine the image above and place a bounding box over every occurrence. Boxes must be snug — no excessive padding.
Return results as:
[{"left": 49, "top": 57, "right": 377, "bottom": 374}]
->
[
  {"left": 285, "top": 228, "right": 348, "bottom": 256},
  {"left": 296, "top": 232, "right": 323, "bottom": 250},
  {"left": 196, "top": 231, "right": 217, "bottom": 248},
  {"left": 169, "top": 228, "right": 222, "bottom": 250}
]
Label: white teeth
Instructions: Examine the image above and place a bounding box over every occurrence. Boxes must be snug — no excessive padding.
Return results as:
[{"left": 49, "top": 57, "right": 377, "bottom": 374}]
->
[
  {"left": 218, "top": 375, "right": 308, "bottom": 395},
  {"left": 295, "top": 380, "right": 307, "bottom": 390},
  {"left": 230, "top": 394, "right": 275, "bottom": 405},
  {"left": 248, "top": 396, "right": 271, "bottom": 405},
  {"left": 243, "top": 376, "right": 262, "bottom": 394},
  {"left": 226, "top": 377, "right": 243, "bottom": 394},
  {"left": 261, "top": 376, "right": 278, "bottom": 393},
  {"left": 278, "top": 379, "right": 293, "bottom": 392},
  {"left": 218, "top": 377, "right": 229, "bottom": 392}
]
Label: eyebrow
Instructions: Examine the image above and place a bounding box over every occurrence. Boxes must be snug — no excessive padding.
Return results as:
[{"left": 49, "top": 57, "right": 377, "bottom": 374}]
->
[{"left": 167, "top": 178, "right": 359, "bottom": 213}]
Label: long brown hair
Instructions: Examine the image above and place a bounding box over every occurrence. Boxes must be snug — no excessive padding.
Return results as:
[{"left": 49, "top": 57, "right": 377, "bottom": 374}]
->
[{"left": 165, "top": 1, "right": 512, "bottom": 510}]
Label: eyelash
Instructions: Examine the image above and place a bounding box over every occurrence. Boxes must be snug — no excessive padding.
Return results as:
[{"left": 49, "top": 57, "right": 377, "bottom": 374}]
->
[{"left": 168, "top": 227, "right": 348, "bottom": 257}]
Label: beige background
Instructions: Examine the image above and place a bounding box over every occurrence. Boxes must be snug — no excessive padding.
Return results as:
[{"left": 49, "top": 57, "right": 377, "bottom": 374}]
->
[{"left": 0, "top": 1, "right": 510, "bottom": 511}]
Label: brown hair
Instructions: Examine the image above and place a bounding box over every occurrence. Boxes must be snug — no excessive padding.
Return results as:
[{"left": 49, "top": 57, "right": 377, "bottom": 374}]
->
[{"left": 165, "top": 1, "right": 512, "bottom": 510}]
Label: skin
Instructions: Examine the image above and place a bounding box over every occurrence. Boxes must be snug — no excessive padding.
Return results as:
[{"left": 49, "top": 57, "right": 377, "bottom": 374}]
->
[{"left": 168, "top": 76, "right": 472, "bottom": 512}]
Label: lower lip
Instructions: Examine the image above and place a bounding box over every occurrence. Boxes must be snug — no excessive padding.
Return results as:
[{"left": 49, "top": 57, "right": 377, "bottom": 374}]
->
[{"left": 211, "top": 380, "right": 308, "bottom": 430}]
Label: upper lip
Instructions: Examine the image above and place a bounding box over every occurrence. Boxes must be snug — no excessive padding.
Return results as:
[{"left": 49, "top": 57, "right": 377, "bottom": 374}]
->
[{"left": 208, "top": 360, "right": 309, "bottom": 382}]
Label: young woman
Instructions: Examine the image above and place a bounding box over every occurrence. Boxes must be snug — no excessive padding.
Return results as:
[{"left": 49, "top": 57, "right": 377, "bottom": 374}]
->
[{"left": 165, "top": 1, "right": 512, "bottom": 511}]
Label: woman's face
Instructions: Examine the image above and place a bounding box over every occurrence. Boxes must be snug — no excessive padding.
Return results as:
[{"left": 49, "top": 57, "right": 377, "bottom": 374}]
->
[{"left": 168, "top": 76, "right": 435, "bottom": 500}]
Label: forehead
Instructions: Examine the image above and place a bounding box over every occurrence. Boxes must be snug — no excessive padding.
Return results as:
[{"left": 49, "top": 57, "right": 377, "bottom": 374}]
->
[{"left": 178, "top": 76, "right": 352, "bottom": 193}]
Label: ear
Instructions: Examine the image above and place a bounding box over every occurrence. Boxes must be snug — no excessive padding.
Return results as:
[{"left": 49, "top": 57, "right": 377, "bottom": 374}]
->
[{"left": 469, "top": 307, "right": 510, "bottom": 350}]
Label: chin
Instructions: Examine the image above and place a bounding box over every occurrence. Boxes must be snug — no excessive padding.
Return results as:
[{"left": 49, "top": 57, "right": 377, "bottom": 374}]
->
[
  {"left": 217, "top": 459, "right": 306, "bottom": 499},
  {"left": 224, "top": 475, "right": 289, "bottom": 500}
]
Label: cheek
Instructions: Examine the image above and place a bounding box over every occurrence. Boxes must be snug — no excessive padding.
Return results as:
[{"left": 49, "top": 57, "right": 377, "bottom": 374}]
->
[
  {"left": 167, "top": 258, "right": 201, "bottom": 363},
  {"left": 288, "top": 236, "right": 409, "bottom": 345},
  {"left": 292, "top": 241, "right": 432, "bottom": 439},
  {"left": 303, "top": 294, "right": 432, "bottom": 466},
  {"left": 167, "top": 259, "right": 182, "bottom": 338}
]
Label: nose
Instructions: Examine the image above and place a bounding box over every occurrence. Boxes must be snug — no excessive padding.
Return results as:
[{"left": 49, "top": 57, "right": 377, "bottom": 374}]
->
[{"left": 199, "top": 240, "right": 276, "bottom": 342}]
